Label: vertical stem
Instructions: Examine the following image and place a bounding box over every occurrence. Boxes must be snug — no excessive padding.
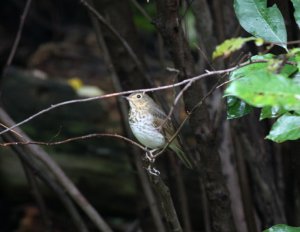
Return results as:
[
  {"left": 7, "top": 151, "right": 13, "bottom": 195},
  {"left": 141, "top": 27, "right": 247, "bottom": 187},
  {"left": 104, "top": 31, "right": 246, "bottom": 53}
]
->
[
  {"left": 0, "top": 108, "right": 112, "bottom": 232},
  {"left": 172, "top": 157, "right": 192, "bottom": 232},
  {"left": 2, "top": 133, "right": 89, "bottom": 232},
  {"left": 87, "top": 1, "right": 166, "bottom": 231},
  {"left": 149, "top": 174, "right": 183, "bottom": 232},
  {"left": 21, "top": 159, "right": 53, "bottom": 232},
  {"left": 6, "top": 0, "right": 32, "bottom": 67}
]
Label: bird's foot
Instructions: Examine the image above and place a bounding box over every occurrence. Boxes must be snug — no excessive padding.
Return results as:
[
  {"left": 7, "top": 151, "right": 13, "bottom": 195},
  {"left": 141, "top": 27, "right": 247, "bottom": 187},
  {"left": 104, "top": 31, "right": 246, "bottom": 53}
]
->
[
  {"left": 146, "top": 164, "right": 160, "bottom": 176},
  {"left": 143, "top": 149, "right": 161, "bottom": 175},
  {"left": 145, "top": 149, "right": 158, "bottom": 163}
]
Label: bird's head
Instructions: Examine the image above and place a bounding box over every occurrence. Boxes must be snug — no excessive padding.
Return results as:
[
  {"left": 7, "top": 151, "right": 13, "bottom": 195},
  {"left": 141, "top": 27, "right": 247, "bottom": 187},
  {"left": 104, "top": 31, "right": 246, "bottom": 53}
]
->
[{"left": 126, "top": 92, "right": 154, "bottom": 109}]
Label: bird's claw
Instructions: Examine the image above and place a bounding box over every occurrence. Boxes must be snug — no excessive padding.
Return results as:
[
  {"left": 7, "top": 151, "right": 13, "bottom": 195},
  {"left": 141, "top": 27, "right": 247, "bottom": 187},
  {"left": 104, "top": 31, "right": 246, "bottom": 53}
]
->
[
  {"left": 145, "top": 149, "right": 158, "bottom": 163},
  {"left": 143, "top": 149, "right": 160, "bottom": 176},
  {"left": 146, "top": 165, "right": 160, "bottom": 176}
]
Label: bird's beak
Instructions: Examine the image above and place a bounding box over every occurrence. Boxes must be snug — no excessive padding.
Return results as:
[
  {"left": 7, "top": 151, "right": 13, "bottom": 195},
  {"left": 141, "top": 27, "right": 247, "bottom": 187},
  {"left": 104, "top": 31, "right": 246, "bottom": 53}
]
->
[{"left": 122, "top": 95, "right": 129, "bottom": 101}]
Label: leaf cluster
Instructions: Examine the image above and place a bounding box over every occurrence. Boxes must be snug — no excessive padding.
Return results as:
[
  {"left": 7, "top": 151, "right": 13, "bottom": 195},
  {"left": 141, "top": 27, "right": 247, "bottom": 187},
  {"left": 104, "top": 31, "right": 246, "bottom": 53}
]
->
[{"left": 215, "top": 0, "right": 300, "bottom": 144}]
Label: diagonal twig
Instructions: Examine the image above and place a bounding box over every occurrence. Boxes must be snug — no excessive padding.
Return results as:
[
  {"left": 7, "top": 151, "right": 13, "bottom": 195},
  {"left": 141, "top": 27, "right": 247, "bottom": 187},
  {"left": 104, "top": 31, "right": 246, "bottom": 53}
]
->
[
  {"left": 2, "top": 132, "right": 90, "bottom": 232},
  {"left": 154, "top": 76, "right": 225, "bottom": 159},
  {"left": 0, "top": 132, "right": 147, "bottom": 152},
  {"left": 6, "top": 0, "right": 32, "bottom": 67},
  {"left": 0, "top": 107, "right": 113, "bottom": 232}
]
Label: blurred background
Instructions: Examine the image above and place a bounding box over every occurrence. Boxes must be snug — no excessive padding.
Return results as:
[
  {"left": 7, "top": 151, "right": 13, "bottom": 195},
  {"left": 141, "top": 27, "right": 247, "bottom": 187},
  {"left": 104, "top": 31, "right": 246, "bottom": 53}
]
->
[{"left": 0, "top": 0, "right": 299, "bottom": 232}]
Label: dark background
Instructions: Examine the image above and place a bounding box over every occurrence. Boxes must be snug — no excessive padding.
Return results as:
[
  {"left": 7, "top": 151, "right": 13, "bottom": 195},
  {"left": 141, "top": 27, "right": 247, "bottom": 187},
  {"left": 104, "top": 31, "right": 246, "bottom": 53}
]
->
[{"left": 0, "top": 0, "right": 299, "bottom": 232}]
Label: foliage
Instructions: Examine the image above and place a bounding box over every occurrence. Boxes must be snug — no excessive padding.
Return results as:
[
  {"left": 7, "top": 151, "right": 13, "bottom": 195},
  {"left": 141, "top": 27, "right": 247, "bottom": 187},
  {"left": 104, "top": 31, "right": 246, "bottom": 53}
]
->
[
  {"left": 292, "top": 0, "right": 300, "bottom": 29},
  {"left": 226, "top": 96, "right": 253, "bottom": 119},
  {"left": 266, "top": 114, "right": 300, "bottom": 143},
  {"left": 132, "top": 2, "right": 156, "bottom": 32},
  {"left": 213, "top": 37, "right": 263, "bottom": 59},
  {"left": 234, "top": 0, "right": 287, "bottom": 50},
  {"left": 263, "top": 224, "right": 300, "bottom": 232},
  {"left": 221, "top": 1, "right": 300, "bottom": 144},
  {"left": 224, "top": 57, "right": 299, "bottom": 111}
]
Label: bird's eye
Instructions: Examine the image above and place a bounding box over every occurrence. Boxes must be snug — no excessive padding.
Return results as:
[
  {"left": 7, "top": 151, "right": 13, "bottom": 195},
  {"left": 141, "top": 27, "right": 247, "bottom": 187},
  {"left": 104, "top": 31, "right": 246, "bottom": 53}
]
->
[{"left": 136, "top": 94, "right": 141, "bottom": 99}]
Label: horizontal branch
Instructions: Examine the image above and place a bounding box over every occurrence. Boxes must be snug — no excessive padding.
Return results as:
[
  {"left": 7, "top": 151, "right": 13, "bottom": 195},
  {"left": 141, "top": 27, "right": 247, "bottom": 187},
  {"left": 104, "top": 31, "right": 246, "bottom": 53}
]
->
[
  {"left": 0, "top": 133, "right": 147, "bottom": 151},
  {"left": 0, "top": 60, "right": 266, "bottom": 136}
]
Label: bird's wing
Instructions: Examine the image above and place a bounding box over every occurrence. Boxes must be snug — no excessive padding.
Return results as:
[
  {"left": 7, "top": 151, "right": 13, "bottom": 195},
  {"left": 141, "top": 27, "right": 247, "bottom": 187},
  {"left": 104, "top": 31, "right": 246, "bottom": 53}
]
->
[
  {"left": 149, "top": 102, "right": 167, "bottom": 118},
  {"left": 150, "top": 106, "right": 179, "bottom": 144}
]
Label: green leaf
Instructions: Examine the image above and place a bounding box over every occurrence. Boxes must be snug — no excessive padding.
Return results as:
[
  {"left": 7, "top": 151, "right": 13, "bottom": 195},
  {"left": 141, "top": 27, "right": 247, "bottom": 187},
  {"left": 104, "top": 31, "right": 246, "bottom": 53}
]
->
[
  {"left": 133, "top": 3, "right": 155, "bottom": 32},
  {"left": 289, "top": 48, "right": 300, "bottom": 56},
  {"left": 234, "top": 0, "right": 287, "bottom": 50},
  {"left": 293, "top": 72, "right": 300, "bottom": 85},
  {"left": 225, "top": 65, "right": 300, "bottom": 111},
  {"left": 267, "top": 59, "right": 298, "bottom": 75},
  {"left": 251, "top": 53, "right": 275, "bottom": 61},
  {"left": 227, "top": 96, "right": 253, "bottom": 119},
  {"left": 229, "top": 62, "right": 267, "bottom": 80},
  {"left": 230, "top": 55, "right": 297, "bottom": 78},
  {"left": 290, "top": 49, "right": 300, "bottom": 71},
  {"left": 266, "top": 114, "right": 300, "bottom": 143},
  {"left": 260, "top": 106, "right": 287, "bottom": 120},
  {"left": 185, "top": 11, "right": 198, "bottom": 48},
  {"left": 280, "top": 62, "right": 298, "bottom": 77},
  {"left": 213, "top": 37, "right": 259, "bottom": 59},
  {"left": 291, "top": 0, "right": 300, "bottom": 29},
  {"left": 263, "top": 224, "right": 300, "bottom": 232}
]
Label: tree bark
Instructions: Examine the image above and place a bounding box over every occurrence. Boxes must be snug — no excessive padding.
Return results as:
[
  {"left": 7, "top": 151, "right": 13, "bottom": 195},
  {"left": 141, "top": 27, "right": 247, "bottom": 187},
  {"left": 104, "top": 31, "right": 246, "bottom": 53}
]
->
[{"left": 154, "top": 1, "right": 236, "bottom": 231}]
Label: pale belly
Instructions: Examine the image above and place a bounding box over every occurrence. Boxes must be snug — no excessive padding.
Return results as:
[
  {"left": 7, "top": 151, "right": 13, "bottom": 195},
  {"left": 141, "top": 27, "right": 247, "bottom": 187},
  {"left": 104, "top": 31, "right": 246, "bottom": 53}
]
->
[{"left": 129, "top": 122, "right": 166, "bottom": 149}]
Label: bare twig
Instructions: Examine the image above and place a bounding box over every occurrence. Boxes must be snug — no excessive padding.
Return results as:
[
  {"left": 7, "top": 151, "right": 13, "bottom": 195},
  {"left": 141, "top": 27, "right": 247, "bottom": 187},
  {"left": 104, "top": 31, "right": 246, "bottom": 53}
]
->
[
  {"left": 0, "top": 132, "right": 147, "bottom": 151},
  {"left": 157, "top": 74, "right": 195, "bottom": 131},
  {"left": 87, "top": 5, "right": 166, "bottom": 231},
  {"left": 0, "top": 61, "right": 263, "bottom": 136},
  {"left": 80, "top": 0, "right": 146, "bottom": 77},
  {"left": 6, "top": 0, "right": 32, "bottom": 67},
  {"left": 0, "top": 122, "right": 24, "bottom": 138},
  {"left": 0, "top": 108, "right": 113, "bottom": 232},
  {"left": 154, "top": 76, "right": 226, "bottom": 159},
  {"left": 131, "top": 0, "right": 152, "bottom": 21},
  {"left": 171, "top": 157, "right": 192, "bottom": 232},
  {"left": 21, "top": 160, "right": 53, "bottom": 232},
  {"left": 2, "top": 133, "right": 89, "bottom": 232},
  {"left": 181, "top": 0, "right": 195, "bottom": 21},
  {"left": 81, "top": 0, "right": 164, "bottom": 106}
]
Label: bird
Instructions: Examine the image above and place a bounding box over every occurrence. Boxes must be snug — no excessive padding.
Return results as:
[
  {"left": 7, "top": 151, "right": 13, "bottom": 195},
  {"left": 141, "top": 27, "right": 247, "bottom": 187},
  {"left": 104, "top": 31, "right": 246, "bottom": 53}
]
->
[{"left": 126, "top": 92, "right": 193, "bottom": 168}]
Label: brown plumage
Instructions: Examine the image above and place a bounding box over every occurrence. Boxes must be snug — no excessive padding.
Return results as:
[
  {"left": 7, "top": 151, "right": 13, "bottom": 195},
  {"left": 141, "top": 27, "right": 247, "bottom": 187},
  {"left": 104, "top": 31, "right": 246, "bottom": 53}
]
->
[{"left": 126, "top": 92, "right": 193, "bottom": 168}]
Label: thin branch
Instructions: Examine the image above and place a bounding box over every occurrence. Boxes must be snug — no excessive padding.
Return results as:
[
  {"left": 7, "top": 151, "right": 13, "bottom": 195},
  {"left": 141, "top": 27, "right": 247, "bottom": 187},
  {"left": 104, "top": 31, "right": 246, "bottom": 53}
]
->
[
  {"left": 0, "top": 132, "right": 147, "bottom": 151},
  {"left": 157, "top": 74, "right": 195, "bottom": 131},
  {"left": 80, "top": 0, "right": 146, "bottom": 77},
  {"left": 0, "top": 61, "right": 263, "bottom": 136},
  {"left": 171, "top": 158, "right": 192, "bottom": 232},
  {"left": 2, "top": 133, "right": 90, "bottom": 232},
  {"left": 181, "top": 0, "right": 195, "bottom": 21},
  {"left": 0, "top": 107, "right": 113, "bottom": 232},
  {"left": 81, "top": 0, "right": 164, "bottom": 103},
  {"left": 154, "top": 76, "right": 226, "bottom": 159},
  {"left": 131, "top": 0, "right": 152, "bottom": 22},
  {"left": 87, "top": 5, "right": 167, "bottom": 231},
  {"left": 6, "top": 0, "right": 32, "bottom": 67},
  {"left": 21, "top": 160, "right": 53, "bottom": 232},
  {"left": 0, "top": 122, "right": 24, "bottom": 138}
]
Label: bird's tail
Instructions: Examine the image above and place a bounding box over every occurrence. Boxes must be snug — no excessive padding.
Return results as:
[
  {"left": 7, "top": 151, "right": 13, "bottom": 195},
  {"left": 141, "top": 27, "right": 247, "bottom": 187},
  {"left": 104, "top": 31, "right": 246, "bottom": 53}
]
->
[{"left": 172, "top": 145, "right": 194, "bottom": 169}]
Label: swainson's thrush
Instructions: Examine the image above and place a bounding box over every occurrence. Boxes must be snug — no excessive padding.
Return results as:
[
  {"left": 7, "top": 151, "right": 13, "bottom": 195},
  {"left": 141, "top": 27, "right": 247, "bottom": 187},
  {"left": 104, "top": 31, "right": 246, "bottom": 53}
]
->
[{"left": 126, "top": 92, "right": 193, "bottom": 168}]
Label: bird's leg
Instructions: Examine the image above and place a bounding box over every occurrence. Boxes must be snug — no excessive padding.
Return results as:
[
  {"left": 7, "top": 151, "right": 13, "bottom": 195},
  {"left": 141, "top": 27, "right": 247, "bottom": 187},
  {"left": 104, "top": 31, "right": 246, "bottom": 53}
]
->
[
  {"left": 143, "top": 149, "right": 160, "bottom": 175},
  {"left": 145, "top": 149, "right": 159, "bottom": 163}
]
